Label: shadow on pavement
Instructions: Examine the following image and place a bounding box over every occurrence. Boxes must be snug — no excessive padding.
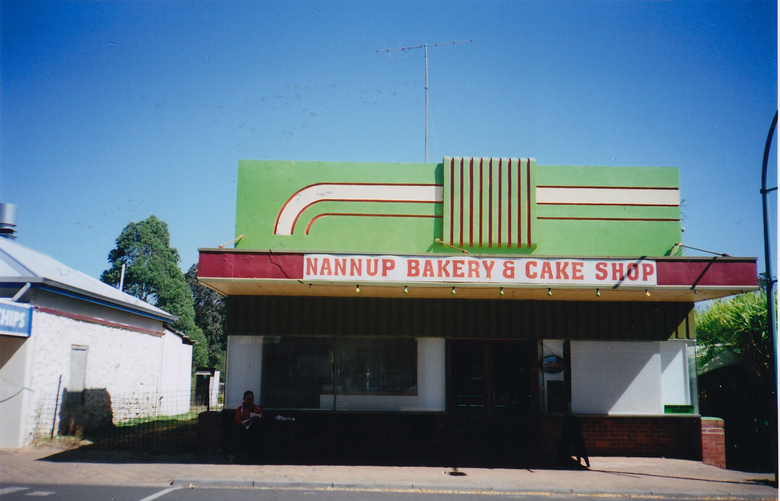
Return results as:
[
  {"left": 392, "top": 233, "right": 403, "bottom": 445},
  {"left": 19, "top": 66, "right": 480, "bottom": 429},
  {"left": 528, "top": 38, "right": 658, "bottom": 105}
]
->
[
  {"left": 36, "top": 443, "right": 777, "bottom": 491},
  {"left": 39, "top": 443, "right": 591, "bottom": 471},
  {"left": 590, "top": 467, "right": 777, "bottom": 488}
]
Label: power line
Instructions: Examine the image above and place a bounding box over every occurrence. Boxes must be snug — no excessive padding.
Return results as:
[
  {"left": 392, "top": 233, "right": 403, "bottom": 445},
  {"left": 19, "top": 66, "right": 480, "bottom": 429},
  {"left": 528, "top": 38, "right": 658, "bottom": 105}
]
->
[{"left": 377, "top": 39, "right": 473, "bottom": 163}]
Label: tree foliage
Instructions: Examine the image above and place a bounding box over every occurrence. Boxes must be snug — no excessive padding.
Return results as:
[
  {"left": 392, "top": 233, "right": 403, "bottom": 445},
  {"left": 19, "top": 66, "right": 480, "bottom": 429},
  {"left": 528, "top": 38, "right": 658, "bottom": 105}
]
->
[
  {"left": 185, "top": 263, "right": 226, "bottom": 372},
  {"left": 696, "top": 291, "right": 776, "bottom": 471},
  {"left": 101, "top": 215, "right": 208, "bottom": 368},
  {"left": 696, "top": 292, "right": 772, "bottom": 383}
]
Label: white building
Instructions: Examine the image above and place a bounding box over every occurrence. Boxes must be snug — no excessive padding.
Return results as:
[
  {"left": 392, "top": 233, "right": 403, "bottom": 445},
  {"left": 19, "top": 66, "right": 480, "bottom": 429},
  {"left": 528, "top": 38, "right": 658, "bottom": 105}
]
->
[{"left": 0, "top": 238, "right": 194, "bottom": 448}]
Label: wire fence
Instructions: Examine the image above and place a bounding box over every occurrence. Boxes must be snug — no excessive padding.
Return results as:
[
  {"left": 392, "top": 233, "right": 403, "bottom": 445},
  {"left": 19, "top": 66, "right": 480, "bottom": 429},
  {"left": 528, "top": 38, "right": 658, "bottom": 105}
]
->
[{"left": 31, "top": 385, "right": 225, "bottom": 454}]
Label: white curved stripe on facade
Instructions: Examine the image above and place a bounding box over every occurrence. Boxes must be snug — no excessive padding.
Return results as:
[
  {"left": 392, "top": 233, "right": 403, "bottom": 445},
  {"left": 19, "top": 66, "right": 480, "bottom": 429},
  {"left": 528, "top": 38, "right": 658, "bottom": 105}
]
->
[
  {"left": 536, "top": 187, "right": 679, "bottom": 206},
  {"left": 275, "top": 184, "right": 444, "bottom": 235}
]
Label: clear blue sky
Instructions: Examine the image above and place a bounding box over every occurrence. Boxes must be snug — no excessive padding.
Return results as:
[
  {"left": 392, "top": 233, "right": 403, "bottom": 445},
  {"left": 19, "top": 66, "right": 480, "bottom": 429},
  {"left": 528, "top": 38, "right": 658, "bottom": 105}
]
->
[{"left": 2, "top": 0, "right": 777, "bottom": 283}]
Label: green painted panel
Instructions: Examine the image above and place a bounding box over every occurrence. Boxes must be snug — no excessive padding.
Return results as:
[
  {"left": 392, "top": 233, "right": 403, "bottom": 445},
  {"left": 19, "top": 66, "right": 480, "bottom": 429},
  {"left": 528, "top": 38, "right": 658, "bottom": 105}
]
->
[
  {"left": 235, "top": 160, "right": 681, "bottom": 257},
  {"left": 535, "top": 220, "right": 681, "bottom": 256},
  {"left": 537, "top": 165, "right": 679, "bottom": 188},
  {"left": 236, "top": 160, "right": 439, "bottom": 253}
]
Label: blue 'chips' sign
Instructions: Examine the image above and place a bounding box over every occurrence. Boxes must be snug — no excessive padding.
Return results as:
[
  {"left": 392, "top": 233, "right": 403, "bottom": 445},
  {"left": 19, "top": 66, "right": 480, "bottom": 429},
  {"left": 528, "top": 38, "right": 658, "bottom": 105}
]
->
[{"left": 0, "top": 301, "right": 32, "bottom": 337}]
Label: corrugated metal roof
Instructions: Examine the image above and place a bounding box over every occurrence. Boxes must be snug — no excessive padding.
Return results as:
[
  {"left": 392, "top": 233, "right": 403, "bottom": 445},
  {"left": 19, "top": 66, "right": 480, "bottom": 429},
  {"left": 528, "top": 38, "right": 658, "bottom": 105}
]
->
[{"left": 0, "top": 237, "right": 174, "bottom": 321}]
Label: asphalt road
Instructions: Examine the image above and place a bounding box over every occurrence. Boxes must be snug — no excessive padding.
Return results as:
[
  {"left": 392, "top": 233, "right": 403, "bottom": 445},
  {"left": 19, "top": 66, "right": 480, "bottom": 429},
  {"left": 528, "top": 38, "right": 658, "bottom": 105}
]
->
[{"left": 0, "top": 484, "right": 768, "bottom": 501}]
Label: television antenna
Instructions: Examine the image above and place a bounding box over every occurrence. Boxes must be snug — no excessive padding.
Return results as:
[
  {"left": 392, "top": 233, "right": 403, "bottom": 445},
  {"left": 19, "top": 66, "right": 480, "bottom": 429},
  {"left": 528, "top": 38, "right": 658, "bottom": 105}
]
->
[{"left": 377, "top": 39, "right": 473, "bottom": 162}]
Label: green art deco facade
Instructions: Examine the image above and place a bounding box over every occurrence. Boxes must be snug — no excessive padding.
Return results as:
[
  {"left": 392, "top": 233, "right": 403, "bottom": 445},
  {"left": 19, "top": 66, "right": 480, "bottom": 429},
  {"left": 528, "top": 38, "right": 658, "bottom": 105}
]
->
[{"left": 199, "top": 158, "right": 756, "bottom": 465}]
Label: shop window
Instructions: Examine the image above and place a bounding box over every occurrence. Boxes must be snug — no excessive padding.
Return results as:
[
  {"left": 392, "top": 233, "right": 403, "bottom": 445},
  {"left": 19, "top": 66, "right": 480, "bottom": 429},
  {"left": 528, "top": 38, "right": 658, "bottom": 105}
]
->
[
  {"left": 261, "top": 337, "right": 332, "bottom": 409},
  {"left": 334, "top": 338, "right": 417, "bottom": 396},
  {"left": 260, "top": 337, "right": 417, "bottom": 409}
]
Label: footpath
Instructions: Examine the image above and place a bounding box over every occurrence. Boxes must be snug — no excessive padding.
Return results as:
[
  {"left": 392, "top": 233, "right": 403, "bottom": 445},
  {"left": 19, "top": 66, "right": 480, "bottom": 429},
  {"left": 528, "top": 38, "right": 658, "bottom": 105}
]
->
[{"left": 1, "top": 443, "right": 777, "bottom": 498}]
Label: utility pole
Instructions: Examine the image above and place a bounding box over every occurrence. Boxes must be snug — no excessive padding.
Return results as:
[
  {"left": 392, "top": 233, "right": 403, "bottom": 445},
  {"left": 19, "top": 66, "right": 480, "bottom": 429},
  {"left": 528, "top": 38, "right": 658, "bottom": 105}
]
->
[
  {"left": 759, "top": 110, "right": 778, "bottom": 484},
  {"left": 377, "top": 39, "right": 472, "bottom": 163}
]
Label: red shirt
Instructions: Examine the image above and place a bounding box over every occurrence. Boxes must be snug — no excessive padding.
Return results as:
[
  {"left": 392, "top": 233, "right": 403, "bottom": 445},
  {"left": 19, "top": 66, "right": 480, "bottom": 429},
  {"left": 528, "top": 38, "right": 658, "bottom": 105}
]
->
[{"left": 235, "top": 403, "right": 263, "bottom": 424}]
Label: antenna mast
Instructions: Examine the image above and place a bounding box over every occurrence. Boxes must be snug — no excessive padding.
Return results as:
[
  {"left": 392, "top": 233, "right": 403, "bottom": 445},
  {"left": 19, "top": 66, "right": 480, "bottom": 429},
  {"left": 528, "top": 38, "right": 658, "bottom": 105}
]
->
[{"left": 378, "top": 39, "right": 473, "bottom": 163}]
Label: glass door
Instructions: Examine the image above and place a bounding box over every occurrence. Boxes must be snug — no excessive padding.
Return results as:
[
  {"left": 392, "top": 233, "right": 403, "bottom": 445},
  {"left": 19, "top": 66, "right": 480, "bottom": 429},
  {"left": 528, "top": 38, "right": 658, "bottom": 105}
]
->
[{"left": 448, "top": 340, "right": 536, "bottom": 422}]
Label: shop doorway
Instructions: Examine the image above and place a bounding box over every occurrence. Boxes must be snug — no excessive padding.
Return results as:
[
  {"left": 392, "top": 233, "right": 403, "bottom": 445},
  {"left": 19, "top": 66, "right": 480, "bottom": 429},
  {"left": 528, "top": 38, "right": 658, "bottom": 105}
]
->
[{"left": 447, "top": 340, "right": 538, "bottom": 424}]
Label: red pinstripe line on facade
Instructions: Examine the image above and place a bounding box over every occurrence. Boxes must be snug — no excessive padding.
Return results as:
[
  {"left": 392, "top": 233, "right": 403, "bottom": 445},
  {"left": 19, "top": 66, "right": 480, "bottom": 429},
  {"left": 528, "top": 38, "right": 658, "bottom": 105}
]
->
[
  {"left": 459, "top": 158, "right": 465, "bottom": 247},
  {"left": 449, "top": 158, "right": 455, "bottom": 245},
  {"left": 507, "top": 158, "right": 512, "bottom": 247},
  {"left": 288, "top": 199, "right": 440, "bottom": 235},
  {"left": 538, "top": 217, "right": 680, "bottom": 222},
  {"left": 537, "top": 203, "right": 680, "bottom": 207},
  {"left": 498, "top": 158, "right": 503, "bottom": 247},
  {"left": 537, "top": 185, "right": 678, "bottom": 190},
  {"left": 469, "top": 158, "right": 474, "bottom": 247},
  {"left": 275, "top": 182, "right": 441, "bottom": 234},
  {"left": 516, "top": 159, "right": 522, "bottom": 248},
  {"left": 479, "top": 158, "right": 484, "bottom": 247},
  {"left": 305, "top": 213, "right": 441, "bottom": 235},
  {"left": 526, "top": 159, "right": 532, "bottom": 246},
  {"left": 488, "top": 158, "right": 493, "bottom": 247}
]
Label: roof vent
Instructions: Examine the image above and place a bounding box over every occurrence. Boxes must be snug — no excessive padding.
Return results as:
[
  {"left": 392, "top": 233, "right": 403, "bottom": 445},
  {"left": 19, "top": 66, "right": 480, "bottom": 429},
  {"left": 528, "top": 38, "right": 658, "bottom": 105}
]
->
[{"left": 0, "top": 204, "right": 18, "bottom": 239}]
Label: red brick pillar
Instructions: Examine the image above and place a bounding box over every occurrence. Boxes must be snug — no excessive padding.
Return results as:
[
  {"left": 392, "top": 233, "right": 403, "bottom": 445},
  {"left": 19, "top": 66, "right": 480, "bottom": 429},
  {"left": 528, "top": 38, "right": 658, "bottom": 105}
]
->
[{"left": 701, "top": 417, "right": 726, "bottom": 468}]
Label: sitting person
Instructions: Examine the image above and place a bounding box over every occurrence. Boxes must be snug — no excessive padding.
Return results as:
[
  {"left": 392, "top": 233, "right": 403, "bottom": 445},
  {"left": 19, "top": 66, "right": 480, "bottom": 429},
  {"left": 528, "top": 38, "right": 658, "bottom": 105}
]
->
[{"left": 233, "top": 390, "right": 264, "bottom": 462}]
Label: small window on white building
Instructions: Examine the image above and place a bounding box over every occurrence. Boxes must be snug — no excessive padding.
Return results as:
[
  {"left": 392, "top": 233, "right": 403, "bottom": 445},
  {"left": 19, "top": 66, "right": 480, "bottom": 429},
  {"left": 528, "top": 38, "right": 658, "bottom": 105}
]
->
[{"left": 68, "top": 345, "right": 89, "bottom": 403}]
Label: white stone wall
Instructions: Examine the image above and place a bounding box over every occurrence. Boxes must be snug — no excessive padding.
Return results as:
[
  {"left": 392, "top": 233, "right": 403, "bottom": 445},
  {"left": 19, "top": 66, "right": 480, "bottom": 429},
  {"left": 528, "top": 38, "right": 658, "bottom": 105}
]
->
[
  {"left": 0, "top": 336, "right": 34, "bottom": 448},
  {"left": 12, "top": 310, "right": 192, "bottom": 447},
  {"left": 158, "top": 330, "right": 193, "bottom": 416}
]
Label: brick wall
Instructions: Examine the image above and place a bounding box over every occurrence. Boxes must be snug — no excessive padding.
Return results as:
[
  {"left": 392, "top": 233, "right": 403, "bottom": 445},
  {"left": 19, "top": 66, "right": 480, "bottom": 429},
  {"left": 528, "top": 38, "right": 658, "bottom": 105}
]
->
[
  {"left": 700, "top": 417, "right": 726, "bottom": 468},
  {"left": 540, "top": 415, "right": 702, "bottom": 460},
  {"left": 200, "top": 412, "right": 722, "bottom": 466}
]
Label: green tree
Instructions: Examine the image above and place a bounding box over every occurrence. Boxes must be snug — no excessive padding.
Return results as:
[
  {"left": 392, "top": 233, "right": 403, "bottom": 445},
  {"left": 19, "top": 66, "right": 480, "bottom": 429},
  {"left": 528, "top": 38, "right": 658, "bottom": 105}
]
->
[
  {"left": 101, "top": 215, "right": 208, "bottom": 368},
  {"left": 185, "top": 263, "right": 226, "bottom": 373},
  {"left": 696, "top": 292, "right": 773, "bottom": 383}
]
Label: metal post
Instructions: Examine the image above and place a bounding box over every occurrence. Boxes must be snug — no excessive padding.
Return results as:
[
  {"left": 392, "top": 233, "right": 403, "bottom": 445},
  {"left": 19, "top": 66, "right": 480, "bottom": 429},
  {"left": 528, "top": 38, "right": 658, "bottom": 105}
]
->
[
  {"left": 377, "top": 40, "right": 472, "bottom": 163},
  {"left": 51, "top": 375, "right": 62, "bottom": 439},
  {"left": 760, "top": 110, "right": 777, "bottom": 483},
  {"left": 761, "top": 110, "right": 777, "bottom": 370},
  {"left": 425, "top": 44, "right": 428, "bottom": 163}
]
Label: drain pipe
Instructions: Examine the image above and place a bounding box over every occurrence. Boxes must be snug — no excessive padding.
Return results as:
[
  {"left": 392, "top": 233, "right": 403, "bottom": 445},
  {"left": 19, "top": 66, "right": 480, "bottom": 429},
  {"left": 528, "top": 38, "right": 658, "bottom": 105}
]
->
[{"left": 12, "top": 283, "right": 31, "bottom": 302}]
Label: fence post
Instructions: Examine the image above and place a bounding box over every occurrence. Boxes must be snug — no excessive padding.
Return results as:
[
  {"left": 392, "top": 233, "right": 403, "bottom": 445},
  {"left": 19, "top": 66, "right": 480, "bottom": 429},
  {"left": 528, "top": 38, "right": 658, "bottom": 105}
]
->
[{"left": 50, "top": 375, "right": 62, "bottom": 439}]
